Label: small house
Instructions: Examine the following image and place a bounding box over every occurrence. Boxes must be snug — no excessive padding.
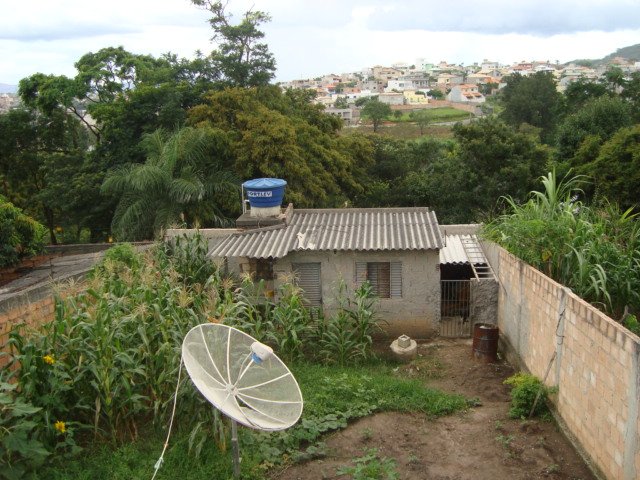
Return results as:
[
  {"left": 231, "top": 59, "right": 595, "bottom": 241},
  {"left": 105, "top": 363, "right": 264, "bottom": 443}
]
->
[
  {"left": 209, "top": 201, "right": 444, "bottom": 338},
  {"left": 189, "top": 179, "right": 498, "bottom": 339}
]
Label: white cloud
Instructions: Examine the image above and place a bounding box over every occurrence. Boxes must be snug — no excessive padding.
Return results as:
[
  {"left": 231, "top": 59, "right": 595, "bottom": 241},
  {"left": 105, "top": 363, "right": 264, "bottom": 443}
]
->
[{"left": 1, "top": 0, "right": 639, "bottom": 85}]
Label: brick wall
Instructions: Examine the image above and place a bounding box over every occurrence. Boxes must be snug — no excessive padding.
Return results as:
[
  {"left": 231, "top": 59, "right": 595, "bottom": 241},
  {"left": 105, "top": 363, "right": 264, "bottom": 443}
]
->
[
  {"left": 0, "top": 295, "right": 56, "bottom": 368},
  {"left": 489, "top": 243, "right": 640, "bottom": 480}
]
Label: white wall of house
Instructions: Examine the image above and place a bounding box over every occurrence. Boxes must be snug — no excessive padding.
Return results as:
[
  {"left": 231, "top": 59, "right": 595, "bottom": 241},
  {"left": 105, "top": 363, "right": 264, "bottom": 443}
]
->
[{"left": 274, "top": 249, "right": 441, "bottom": 339}]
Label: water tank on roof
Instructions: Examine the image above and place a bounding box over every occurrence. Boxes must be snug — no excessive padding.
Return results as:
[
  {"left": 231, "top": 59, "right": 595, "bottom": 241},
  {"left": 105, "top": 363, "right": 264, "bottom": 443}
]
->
[{"left": 243, "top": 178, "right": 287, "bottom": 217}]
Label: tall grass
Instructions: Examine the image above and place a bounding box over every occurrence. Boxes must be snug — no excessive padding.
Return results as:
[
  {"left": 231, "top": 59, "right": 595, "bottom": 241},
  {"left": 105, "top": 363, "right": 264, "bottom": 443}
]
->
[{"left": 483, "top": 170, "right": 640, "bottom": 319}]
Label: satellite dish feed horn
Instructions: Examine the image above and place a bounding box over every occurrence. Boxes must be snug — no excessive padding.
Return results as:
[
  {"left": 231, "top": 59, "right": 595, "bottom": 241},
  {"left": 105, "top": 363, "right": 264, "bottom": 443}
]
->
[{"left": 181, "top": 323, "right": 304, "bottom": 479}]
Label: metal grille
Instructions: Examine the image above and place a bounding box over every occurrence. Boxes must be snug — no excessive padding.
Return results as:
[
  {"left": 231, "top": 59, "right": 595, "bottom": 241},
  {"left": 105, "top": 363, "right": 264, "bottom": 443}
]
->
[
  {"left": 440, "top": 280, "right": 471, "bottom": 337},
  {"left": 292, "top": 263, "right": 322, "bottom": 307}
]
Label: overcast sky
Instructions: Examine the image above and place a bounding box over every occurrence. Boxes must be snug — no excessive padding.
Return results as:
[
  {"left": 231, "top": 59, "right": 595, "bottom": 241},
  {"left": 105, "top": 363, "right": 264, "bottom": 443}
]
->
[{"left": 1, "top": 0, "right": 639, "bottom": 85}]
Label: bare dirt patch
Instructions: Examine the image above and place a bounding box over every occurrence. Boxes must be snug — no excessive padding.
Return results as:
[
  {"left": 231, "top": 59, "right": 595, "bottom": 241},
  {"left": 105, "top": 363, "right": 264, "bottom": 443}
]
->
[{"left": 271, "top": 338, "right": 595, "bottom": 480}]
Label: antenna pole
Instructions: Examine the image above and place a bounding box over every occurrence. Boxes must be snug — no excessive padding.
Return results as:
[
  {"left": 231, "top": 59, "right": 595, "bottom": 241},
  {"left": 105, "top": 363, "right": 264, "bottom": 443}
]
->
[{"left": 231, "top": 419, "right": 241, "bottom": 480}]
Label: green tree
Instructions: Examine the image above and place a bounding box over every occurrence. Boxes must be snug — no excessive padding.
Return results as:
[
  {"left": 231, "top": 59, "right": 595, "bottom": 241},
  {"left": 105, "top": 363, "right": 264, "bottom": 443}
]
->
[
  {"left": 189, "top": 86, "right": 373, "bottom": 207},
  {"left": 428, "top": 89, "right": 444, "bottom": 100},
  {"left": 406, "top": 118, "right": 549, "bottom": 223},
  {"left": 0, "top": 108, "right": 92, "bottom": 244},
  {"left": 333, "top": 96, "right": 348, "bottom": 108},
  {"left": 499, "top": 72, "right": 562, "bottom": 140},
  {"left": 101, "top": 127, "right": 238, "bottom": 240},
  {"left": 556, "top": 95, "right": 634, "bottom": 163},
  {"left": 0, "top": 195, "right": 46, "bottom": 268},
  {"left": 410, "top": 110, "right": 432, "bottom": 135},
  {"left": 361, "top": 100, "right": 392, "bottom": 133},
  {"left": 580, "top": 125, "right": 640, "bottom": 210},
  {"left": 191, "top": 0, "right": 275, "bottom": 87},
  {"left": 563, "top": 78, "right": 610, "bottom": 110}
]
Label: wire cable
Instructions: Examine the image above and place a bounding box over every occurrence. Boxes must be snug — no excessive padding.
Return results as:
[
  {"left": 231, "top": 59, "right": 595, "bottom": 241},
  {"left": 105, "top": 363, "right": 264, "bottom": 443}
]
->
[{"left": 151, "top": 355, "right": 183, "bottom": 480}]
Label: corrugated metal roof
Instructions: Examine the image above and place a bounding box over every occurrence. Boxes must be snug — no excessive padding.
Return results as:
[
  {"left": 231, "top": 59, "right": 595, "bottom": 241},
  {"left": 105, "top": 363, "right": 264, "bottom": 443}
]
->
[
  {"left": 439, "top": 234, "right": 484, "bottom": 265},
  {"left": 209, "top": 208, "right": 443, "bottom": 259}
]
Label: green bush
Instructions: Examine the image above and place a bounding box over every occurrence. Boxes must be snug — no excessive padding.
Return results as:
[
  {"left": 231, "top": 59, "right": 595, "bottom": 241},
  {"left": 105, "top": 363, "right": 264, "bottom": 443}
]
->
[
  {"left": 0, "top": 196, "right": 46, "bottom": 269},
  {"left": 503, "top": 372, "right": 554, "bottom": 419}
]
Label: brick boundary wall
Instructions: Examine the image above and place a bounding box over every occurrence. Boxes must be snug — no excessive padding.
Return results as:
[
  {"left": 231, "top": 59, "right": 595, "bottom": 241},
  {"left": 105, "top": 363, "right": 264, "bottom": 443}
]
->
[
  {"left": 485, "top": 242, "right": 640, "bottom": 480},
  {"left": 0, "top": 295, "right": 56, "bottom": 368}
]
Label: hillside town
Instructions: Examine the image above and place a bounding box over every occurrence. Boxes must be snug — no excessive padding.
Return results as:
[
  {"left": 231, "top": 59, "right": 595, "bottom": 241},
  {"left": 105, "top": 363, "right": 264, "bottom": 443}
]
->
[
  {"left": 2, "top": 56, "right": 640, "bottom": 118},
  {"left": 278, "top": 56, "right": 640, "bottom": 125}
]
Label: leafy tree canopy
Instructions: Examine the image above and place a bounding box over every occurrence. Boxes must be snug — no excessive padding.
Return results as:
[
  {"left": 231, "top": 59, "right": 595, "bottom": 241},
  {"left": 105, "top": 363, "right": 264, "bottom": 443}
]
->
[
  {"left": 499, "top": 72, "right": 562, "bottom": 140},
  {"left": 405, "top": 117, "right": 549, "bottom": 223},
  {"left": 101, "top": 127, "right": 239, "bottom": 240},
  {"left": 189, "top": 86, "right": 373, "bottom": 207},
  {"left": 579, "top": 125, "right": 640, "bottom": 211},
  {"left": 360, "top": 99, "right": 392, "bottom": 133},
  {"left": 191, "top": 0, "right": 275, "bottom": 87},
  {"left": 556, "top": 95, "right": 634, "bottom": 163}
]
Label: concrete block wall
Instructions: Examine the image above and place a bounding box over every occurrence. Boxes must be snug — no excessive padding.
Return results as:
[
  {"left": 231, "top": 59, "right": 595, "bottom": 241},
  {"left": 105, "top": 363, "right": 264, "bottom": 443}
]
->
[
  {"left": 278, "top": 249, "right": 441, "bottom": 339},
  {"left": 493, "top": 245, "right": 640, "bottom": 480}
]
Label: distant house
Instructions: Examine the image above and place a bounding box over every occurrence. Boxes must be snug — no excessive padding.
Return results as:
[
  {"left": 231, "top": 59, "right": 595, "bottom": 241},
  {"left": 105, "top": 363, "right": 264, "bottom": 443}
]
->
[
  {"left": 403, "top": 90, "right": 429, "bottom": 105},
  {"left": 325, "top": 107, "right": 359, "bottom": 126},
  {"left": 378, "top": 92, "right": 405, "bottom": 106},
  {"left": 436, "top": 73, "right": 464, "bottom": 86},
  {"left": 447, "top": 84, "right": 485, "bottom": 103}
]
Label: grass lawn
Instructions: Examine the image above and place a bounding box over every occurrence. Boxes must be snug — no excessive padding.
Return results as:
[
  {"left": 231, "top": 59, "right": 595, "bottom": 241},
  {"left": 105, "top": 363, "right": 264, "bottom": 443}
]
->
[{"left": 35, "top": 361, "right": 469, "bottom": 480}]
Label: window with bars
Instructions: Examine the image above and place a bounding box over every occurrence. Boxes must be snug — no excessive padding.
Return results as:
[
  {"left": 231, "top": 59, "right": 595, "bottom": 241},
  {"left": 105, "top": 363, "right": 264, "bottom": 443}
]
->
[{"left": 355, "top": 262, "right": 402, "bottom": 298}]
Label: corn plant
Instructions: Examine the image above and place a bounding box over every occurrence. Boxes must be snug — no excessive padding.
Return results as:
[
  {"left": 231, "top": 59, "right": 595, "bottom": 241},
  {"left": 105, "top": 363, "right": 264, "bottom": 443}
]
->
[{"left": 483, "top": 170, "right": 640, "bottom": 320}]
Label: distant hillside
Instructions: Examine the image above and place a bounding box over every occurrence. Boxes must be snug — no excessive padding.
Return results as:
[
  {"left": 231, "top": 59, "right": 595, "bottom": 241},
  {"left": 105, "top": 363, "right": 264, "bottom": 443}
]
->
[
  {"left": 0, "top": 83, "right": 18, "bottom": 94},
  {"left": 602, "top": 43, "right": 640, "bottom": 63},
  {"left": 568, "top": 43, "right": 640, "bottom": 67}
]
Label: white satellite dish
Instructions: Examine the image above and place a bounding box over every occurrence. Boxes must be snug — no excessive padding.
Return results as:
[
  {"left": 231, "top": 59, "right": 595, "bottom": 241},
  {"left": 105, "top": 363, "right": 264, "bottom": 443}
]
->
[{"left": 181, "top": 323, "right": 304, "bottom": 478}]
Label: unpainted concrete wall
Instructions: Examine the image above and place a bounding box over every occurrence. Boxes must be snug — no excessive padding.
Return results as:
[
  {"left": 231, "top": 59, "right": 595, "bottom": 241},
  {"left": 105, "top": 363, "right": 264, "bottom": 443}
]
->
[
  {"left": 491, "top": 243, "right": 639, "bottom": 480},
  {"left": 470, "top": 279, "right": 499, "bottom": 326},
  {"left": 276, "top": 249, "right": 440, "bottom": 339}
]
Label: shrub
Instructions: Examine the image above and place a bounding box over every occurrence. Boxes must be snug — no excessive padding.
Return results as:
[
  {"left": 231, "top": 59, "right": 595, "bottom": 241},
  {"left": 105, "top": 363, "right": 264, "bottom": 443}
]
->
[
  {"left": 503, "top": 372, "right": 554, "bottom": 419},
  {"left": 0, "top": 196, "right": 46, "bottom": 269}
]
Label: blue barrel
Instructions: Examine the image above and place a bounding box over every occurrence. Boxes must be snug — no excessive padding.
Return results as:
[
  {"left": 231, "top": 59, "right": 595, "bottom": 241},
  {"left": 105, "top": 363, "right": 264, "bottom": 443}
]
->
[{"left": 243, "top": 178, "right": 287, "bottom": 208}]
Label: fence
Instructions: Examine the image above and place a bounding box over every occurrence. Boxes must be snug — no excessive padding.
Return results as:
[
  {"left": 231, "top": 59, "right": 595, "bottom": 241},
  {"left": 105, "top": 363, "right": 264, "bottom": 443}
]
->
[{"left": 484, "top": 241, "right": 640, "bottom": 480}]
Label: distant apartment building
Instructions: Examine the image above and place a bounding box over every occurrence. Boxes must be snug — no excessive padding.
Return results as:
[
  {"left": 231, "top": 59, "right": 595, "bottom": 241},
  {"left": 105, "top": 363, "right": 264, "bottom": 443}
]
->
[{"left": 384, "top": 72, "right": 431, "bottom": 92}]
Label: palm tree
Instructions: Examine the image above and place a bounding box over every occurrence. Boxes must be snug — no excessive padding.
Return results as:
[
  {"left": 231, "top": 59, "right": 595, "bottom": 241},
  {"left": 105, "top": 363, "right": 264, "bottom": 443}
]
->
[{"left": 101, "top": 127, "right": 238, "bottom": 240}]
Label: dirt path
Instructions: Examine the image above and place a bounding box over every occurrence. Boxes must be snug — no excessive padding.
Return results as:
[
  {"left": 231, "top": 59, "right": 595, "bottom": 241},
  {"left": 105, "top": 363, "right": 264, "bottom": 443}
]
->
[{"left": 272, "top": 338, "right": 595, "bottom": 480}]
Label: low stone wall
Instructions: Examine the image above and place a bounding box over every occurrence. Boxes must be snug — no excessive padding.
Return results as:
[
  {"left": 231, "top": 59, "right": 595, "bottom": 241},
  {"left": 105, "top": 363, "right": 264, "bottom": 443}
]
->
[{"left": 487, "top": 242, "right": 640, "bottom": 480}]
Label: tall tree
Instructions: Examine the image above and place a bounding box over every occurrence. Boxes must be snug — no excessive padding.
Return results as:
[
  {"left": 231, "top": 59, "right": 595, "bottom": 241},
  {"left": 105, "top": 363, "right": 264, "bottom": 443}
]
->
[
  {"left": 499, "top": 71, "right": 562, "bottom": 140},
  {"left": 191, "top": 0, "right": 276, "bottom": 87},
  {"left": 361, "top": 100, "right": 392, "bottom": 133},
  {"left": 189, "top": 86, "right": 373, "bottom": 207}
]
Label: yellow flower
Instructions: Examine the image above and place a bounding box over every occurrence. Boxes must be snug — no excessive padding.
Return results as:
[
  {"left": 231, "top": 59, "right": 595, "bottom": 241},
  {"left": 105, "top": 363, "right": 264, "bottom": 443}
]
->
[
  {"left": 55, "top": 421, "right": 66, "bottom": 433},
  {"left": 43, "top": 355, "right": 55, "bottom": 365}
]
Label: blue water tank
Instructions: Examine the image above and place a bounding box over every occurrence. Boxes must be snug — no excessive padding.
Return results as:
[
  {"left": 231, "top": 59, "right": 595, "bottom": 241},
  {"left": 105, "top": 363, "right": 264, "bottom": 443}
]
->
[{"left": 243, "top": 178, "right": 287, "bottom": 208}]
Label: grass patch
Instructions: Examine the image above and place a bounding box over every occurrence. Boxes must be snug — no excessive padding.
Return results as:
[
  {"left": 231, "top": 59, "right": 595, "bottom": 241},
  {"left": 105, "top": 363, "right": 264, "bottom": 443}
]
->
[{"left": 36, "top": 361, "right": 469, "bottom": 480}]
